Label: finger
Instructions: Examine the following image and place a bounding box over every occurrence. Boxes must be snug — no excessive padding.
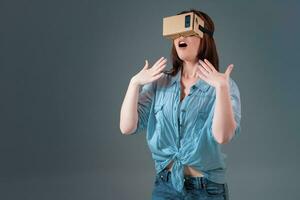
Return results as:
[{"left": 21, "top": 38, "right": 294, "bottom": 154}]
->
[
  {"left": 204, "top": 59, "right": 216, "bottom": 72},
  {"left": 152, "top": 57, "right": 165, "bottom": 69},
  {"left": 199, "top": 60, "right": 212, "bottom": 73},
  {"left": 196, "top": 67, "right": 207, "bottom": 78},
  {"left": 153, "top": 60, "right": 167, "bottom": 72},
  {"left": 156, "top": 58, "right": 167, "bottom": 67},
  {"left": 225, "top": 64, "right": 234, "bottom": 77},
  {"left": 198, "top": 64, "right": 209, "bottom": 76},
  {"left": 155, "top": 63, "right": 167, "bottom": 72},
  {"left": 197, "top": 70, "right": 208, "bottom": 81},
  {"left": 152, "top": 59, "right": 167, "bottom": 73},
  {"left": 143, "top": 60, "right": 149, "bottom": 69},
  {"left": 152, "top": 64, "right": 166, "bottom": 76},
  {"left": 151, "top": 72, "right": 164, "bottom": 81}
]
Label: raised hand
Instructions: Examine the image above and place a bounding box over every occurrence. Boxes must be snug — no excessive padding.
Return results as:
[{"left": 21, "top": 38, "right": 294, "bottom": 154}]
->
[
  {"left": 196, "top": 59, "right": 234, "bottom": 88},
  {"left": 132, "top": 57, "right": 167, "bottom": 86}
]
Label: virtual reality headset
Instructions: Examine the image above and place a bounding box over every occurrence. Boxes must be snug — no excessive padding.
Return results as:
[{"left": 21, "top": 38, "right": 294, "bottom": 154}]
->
[{"left": 162, "top": 12, "right": 213, "bottom": 40}]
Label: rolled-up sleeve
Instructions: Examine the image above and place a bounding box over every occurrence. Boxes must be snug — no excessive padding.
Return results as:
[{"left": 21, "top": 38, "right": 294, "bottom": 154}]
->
[
  {"left": 229, "top": 78, "right": 242, "bottom": 141},
  {"left": 130, "top": 82, "right": 155, "bottom": 135}
]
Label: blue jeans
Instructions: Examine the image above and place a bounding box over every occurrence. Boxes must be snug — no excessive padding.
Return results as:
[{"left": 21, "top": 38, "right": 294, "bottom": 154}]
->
[{"left": 151, "top": 168, "right": 229, "bottom": 200}]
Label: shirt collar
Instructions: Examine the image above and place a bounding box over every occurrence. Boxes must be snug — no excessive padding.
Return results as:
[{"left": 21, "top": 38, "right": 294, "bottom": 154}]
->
[{"left": 170, "top": 68, "right": 210, "bottom": 92}]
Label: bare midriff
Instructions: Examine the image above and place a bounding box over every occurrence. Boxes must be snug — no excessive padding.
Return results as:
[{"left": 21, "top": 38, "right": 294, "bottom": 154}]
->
[{"left": 165, "top": 160, "right": 204, "bottom": 177}]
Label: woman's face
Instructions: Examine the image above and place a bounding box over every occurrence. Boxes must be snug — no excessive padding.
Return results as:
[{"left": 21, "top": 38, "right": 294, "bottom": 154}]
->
[{"left": 173, "top": 35, "right": 201, "bottom": 63}]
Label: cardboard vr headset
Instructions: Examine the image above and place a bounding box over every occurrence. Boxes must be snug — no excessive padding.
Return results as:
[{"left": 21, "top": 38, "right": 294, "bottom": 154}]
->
[{"left": 163, "top": 12, "right": 213, "bottom": 40}]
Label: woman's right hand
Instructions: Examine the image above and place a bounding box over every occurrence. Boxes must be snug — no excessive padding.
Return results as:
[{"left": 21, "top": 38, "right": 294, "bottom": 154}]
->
[{"left": 131, "top": 57, "right": 167, "bottom": 86}]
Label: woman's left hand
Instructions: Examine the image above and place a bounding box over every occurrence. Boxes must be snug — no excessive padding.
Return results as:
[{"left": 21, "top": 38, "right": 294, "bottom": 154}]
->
[{"left": 196, "top": 59, "right": 234, "bottom": 88}]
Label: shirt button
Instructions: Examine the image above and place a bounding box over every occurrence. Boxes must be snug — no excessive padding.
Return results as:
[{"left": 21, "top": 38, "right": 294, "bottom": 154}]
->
[{"left": 192, "top": 85, "right": 196, "bottom": 89}]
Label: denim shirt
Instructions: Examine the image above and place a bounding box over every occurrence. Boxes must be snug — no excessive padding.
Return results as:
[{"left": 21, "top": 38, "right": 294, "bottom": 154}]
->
[{"left": 130, "top": 68, "right": 242, "bottom": 192}]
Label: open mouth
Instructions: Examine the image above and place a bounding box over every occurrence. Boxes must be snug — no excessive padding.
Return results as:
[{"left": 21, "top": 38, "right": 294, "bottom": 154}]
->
[{"left": 179, "top": 41, "right": 188, "bottom": 48}]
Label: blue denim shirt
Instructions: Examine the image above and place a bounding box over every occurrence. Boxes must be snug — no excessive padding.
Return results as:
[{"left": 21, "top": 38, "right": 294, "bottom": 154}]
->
[{"left": 130, "top": 68, "right": 242, "bottom": 192}]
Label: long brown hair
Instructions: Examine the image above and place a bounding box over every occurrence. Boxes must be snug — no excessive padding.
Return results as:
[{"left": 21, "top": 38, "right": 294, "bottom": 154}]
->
[{"left": 164, "top": 9, "right": 219, "bottom": 76}]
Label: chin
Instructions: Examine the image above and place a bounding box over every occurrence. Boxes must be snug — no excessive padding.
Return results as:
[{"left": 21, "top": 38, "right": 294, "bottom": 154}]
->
[{"left": 178, "top": 55, "right": 197, "bottom": 63}]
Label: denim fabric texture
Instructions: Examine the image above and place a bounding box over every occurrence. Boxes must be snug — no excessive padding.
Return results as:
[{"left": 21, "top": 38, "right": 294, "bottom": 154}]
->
[
  {"left": 131, "top": 68, "right": 241, "bottom": 193},
  {"left": 151, "top": 168, "right": 229, "bottom": 200}
]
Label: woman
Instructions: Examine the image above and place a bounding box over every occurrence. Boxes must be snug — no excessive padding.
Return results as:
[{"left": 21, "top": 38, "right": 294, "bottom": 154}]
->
[{"left": 120, "top": 9, "right": 241, "bottom": 200}]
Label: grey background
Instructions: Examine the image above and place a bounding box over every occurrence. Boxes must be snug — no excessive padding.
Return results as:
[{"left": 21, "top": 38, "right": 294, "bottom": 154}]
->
[{"left": 1, "top": 0, "right": 299, "bottom": 199}]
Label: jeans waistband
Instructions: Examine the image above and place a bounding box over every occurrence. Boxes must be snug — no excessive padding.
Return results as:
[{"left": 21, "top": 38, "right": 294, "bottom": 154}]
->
[{"left": 156, "top": 168, "right": 209, "bottom": 189}]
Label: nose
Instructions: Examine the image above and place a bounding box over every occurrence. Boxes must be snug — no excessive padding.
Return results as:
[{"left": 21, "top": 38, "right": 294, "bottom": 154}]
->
[
  {"left": 174, "top": 35, "right": 185, "bottom": 41},
  {"left": 173, "top": 34, "right": 185, "bottom": 41}
]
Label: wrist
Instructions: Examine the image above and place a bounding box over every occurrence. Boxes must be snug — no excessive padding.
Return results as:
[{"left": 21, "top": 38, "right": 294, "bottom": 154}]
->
[
  {"left": 130, "top": 77, "right": 141, "bottom": 87},
  {"left": 215, "top": 81, "right": 229, "bottom": 91}
]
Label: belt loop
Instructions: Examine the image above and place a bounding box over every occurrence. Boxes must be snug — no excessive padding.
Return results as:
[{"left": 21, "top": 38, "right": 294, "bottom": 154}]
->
[
  {"left": 200, "top": 177, "right": 205, "bottom": 189},
  {"left": 196, "top": 177, "right": 201, "bottom": 189},
  {"left": 166, "top": 171, "right": 170, "bottom": 182}
]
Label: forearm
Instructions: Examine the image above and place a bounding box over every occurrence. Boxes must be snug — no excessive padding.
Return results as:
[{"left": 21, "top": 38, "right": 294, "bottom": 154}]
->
[
  {"left": 120, "top": 77, "right": 141, "bottom": 134},
  {"left": 211, "top": 82, "right": 236, "bottom": 144}
]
